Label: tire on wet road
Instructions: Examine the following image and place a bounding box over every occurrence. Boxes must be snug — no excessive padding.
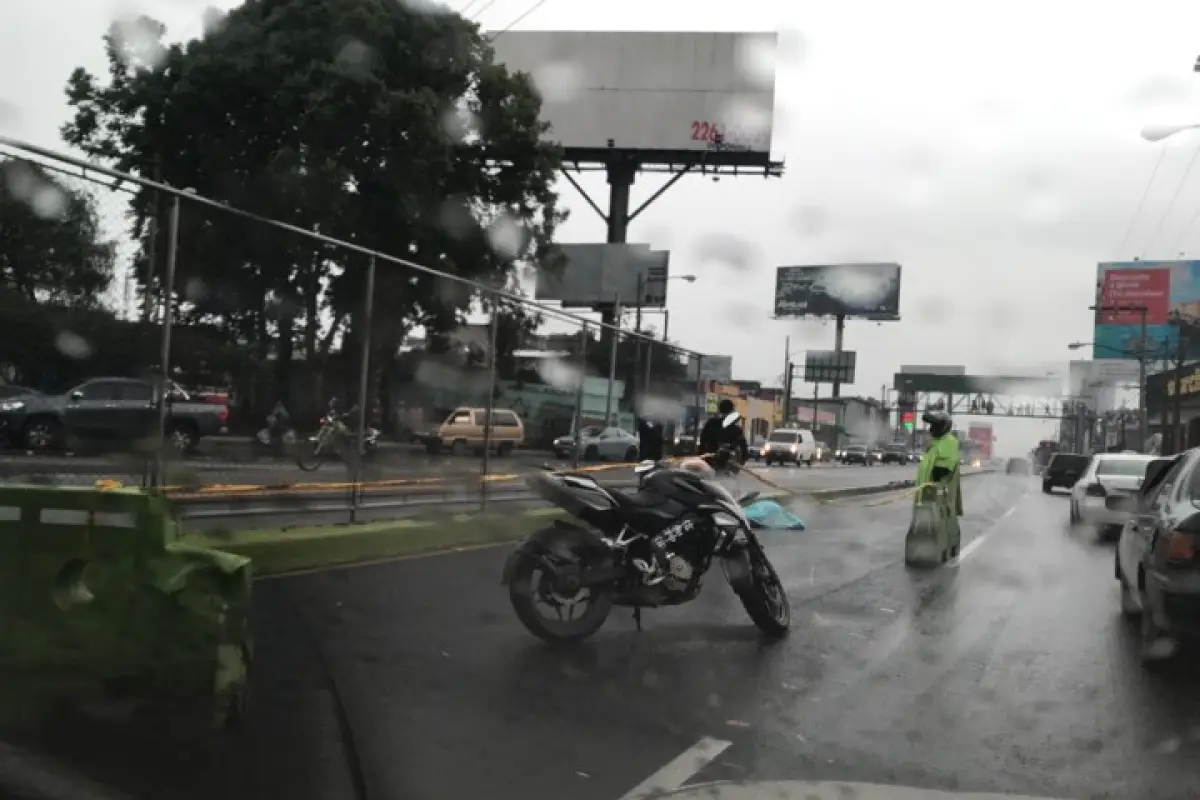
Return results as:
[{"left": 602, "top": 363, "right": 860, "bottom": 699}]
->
[
  {"left": 506, "top": 549, "right": 614, "bottom": 645},
  {"left": 734, "top": 543, "right": 790, "bottom": 637}
]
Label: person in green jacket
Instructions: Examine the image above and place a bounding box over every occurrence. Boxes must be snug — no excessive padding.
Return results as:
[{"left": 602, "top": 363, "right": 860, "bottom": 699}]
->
[{"left": 915, "top": 409, "right": 963, "bottom": 518}]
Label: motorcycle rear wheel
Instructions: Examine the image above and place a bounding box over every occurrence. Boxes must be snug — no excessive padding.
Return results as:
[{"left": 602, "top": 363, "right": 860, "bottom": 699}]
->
[
  {"left": 737, "top": 543, "right": 790, "bottom": 638},
  {"left": 508, "top": 556, "right": 613, "bottom": 645}
]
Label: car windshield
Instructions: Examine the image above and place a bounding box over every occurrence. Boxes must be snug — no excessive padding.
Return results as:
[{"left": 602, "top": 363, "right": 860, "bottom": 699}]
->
[
  {"left": 847, "top": 445, "right": 866, "bottom": 452},
  {"left": 768, "top": 431, "right": 799, "bottom": 442},
  {"left": 1096, "top": 458, "right": 1153, "bottom": 477}
]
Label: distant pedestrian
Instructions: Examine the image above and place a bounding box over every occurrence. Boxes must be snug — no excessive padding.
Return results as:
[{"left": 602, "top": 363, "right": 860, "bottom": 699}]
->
[{"left": 637, "top": 416, "right": 665, "bottom": 462}]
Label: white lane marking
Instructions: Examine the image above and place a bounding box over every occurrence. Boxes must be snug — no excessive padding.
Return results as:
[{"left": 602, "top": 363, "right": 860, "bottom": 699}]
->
[
  {"left": 618, "top": 737, "right": 732, "bottom": 800},
  {"left": 949, "top": 504, "right": 1018, "bottom": 567},
  {"left": 653, "top": 779, "right": 1070, "bottom": 799}
]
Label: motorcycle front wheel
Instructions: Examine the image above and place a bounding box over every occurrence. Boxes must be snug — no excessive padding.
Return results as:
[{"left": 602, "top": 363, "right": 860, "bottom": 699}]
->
[
  {"left": 295, "top": 438, "right": 326, "bottom": 471},
  {"left": 737, "top": 542, "right": 790, "bottom": 638},
  {"left": 508, "top": 555, "right": 613, "bottom": 645}
]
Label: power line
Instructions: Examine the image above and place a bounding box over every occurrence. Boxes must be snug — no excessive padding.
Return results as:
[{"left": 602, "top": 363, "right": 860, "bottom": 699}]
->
[
  {"left": 470, "top": 0, "right": 501, "bottom": 21},
  {"left": 1141, "top": 140, "right": 1200, "bottom": 258},
  {"left": 490, "top": 0, "right": 551, "bottom": 38},
  {"left": 458, "top": 0, "right": 483, "bottom": 14},
  {"left": 1113, "top": 143, "right": 1166, "bottom": 259}
]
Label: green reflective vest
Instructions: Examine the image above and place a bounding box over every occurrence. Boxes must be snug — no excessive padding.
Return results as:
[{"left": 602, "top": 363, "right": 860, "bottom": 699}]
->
[{"left": 916, "top": 433, "right": 963, "bottom": 516}]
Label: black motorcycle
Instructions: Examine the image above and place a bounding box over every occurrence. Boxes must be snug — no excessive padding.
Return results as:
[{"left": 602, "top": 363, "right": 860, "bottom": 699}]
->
[{"left": 501, "top": 414, "right": 790, "bottom": 644}]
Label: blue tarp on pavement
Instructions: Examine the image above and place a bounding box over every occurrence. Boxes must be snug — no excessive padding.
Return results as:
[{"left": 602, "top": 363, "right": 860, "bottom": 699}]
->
[{"left": 744, "top": 499, "right": 806, "bottom": 530}]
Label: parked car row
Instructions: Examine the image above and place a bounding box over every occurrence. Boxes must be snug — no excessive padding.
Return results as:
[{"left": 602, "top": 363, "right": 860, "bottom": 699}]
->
[
  {"left": 1040, "top": 448, "right": 1200, "bottom": 666},
  {"left": 0, "top": 377, "right": 228, "bottom": 454}
]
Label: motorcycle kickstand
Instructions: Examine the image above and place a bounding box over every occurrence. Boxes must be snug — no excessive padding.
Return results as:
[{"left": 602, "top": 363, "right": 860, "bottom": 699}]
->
[{"left": 632, "top": 604, "right": 643, "bottom": 632}]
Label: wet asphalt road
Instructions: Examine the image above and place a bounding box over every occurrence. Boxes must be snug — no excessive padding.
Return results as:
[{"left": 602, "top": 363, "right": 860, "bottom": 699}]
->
[{"left": 22, "top": 471, "right": 1200, "bottom": 799}]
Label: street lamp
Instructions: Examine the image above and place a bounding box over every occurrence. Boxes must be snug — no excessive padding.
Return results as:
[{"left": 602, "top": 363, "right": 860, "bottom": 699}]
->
[{"left": 1142, "top": 123, "right": 1200, "bottom": 143}]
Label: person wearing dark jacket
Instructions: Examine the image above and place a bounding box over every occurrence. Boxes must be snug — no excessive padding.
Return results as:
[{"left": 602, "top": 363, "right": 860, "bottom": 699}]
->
[
  {"left": 697, "top": 398, "right": 749, "bottom": 466},
  {"left": 637, "top": 416, "right": 665, "bottom": 462}
]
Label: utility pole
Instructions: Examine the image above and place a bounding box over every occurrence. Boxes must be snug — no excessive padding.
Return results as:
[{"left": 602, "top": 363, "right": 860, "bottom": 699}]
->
[
  {"left": 632, "top": 272, "right": 644, "bottom": 404},
  {"left": 782, "top": 336, "right": 792, "bottom": 426},
  {"left": 1091, "top": 303, "right": 1148, "bottom": 452}
]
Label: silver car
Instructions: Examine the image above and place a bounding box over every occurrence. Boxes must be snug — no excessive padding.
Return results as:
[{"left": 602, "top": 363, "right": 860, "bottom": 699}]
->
[
  {"left": 554, "top": 426, "right": 639, "bottom": 462},
  {"left": 1068, "top": 452, "right": 1156, "bottom": 538},
  {"left": 1115, "top": 451, "right": 1200, "bottom": 665}
]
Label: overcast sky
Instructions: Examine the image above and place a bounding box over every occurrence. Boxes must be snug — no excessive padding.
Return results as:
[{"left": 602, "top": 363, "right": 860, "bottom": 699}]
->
[{"left": 5, "top": 0, "right": 1200, "bottom": 452}]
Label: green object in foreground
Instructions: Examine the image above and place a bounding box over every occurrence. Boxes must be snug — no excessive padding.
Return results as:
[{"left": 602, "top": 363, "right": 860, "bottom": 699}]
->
[
  {"left": 905, "top": 480, "right": 963, "bottom": 567},
  {"left": 181, "top": 508, "right": 569, "bottom": 576},
  {"left": 0, "top": 484, "right": 252, "bottom": 734}
]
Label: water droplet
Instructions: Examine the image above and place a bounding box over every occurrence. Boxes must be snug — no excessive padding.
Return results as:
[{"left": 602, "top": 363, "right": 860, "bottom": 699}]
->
[
  {"left": 111, "top": 15, "right": 167, "bottom": 71},
  {"left": 530, "top": 61, "right": 584, "bottom": 103},
  {"left": 486, "top": 213, "right": 527, "bottom": 261},
  {"left": 55, "top": 330, "right": 92, "bottom": 360}
]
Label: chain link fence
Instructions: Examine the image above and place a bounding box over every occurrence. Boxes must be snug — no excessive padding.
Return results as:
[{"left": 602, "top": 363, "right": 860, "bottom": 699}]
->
[{"left": 0, "top": 137, "right": 713, "bottom": 522}]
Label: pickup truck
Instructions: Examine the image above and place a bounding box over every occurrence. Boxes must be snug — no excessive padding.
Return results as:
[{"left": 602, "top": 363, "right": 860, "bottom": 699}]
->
[{"left": 0, "top": 377, "right": 228, "bottom": 454}]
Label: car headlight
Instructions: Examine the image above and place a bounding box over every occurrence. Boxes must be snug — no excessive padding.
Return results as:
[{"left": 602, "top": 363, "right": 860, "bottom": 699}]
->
[
  {"left": 790, "top": 444, "right": 797, "bottom": 452},
  {"left": 0, "top": 400, "right": 24, "bottom": 412}
]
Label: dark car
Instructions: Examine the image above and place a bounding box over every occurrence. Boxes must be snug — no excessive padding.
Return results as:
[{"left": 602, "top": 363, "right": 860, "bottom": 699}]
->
[
  {"left": 1116, "top": 452, "right": 1200, "bottom": 665},
  {"left": 1042, "top": 452, "right": 1089, "bottom": 493},
  {"left": 0, "top": 377, "right": 228, "bottom": 454},
  {"left": 840, "top": 444, "right": 876, "bottom": 466},
  {"left": 0, "top": 385, "right": 40, "bottom": 445},
  {"left": 881, "top": 444, "right": 914, "bottom": 465}
]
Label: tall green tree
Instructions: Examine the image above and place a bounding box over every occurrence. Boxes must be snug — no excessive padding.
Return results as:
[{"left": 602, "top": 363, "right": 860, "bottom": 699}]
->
[
  {"left": 0, "top": 160, "right": 115, "bottom": 307},
  {"left": 61, "top": 0, "right": 564, "bottom": 408}
]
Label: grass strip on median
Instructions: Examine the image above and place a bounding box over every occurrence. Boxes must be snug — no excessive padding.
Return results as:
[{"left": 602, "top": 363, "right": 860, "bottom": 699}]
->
[{"left": 179, "top": 507, "right": 570, "bottom": 576}]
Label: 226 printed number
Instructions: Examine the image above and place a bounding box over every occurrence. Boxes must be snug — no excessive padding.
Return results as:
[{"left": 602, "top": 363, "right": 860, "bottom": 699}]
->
[{"left": 690, "top": 121, "right": 725, "bottom": 142}]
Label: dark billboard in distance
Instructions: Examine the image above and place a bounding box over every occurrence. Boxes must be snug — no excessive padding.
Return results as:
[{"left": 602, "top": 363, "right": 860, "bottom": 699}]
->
[{"left": 774, "top": 263, "right": 902, "bottom": 320}]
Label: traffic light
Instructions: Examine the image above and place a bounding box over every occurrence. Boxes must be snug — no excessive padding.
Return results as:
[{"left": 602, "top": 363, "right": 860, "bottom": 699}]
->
[{"left": 901, "top": 410, "right": 915, "bottom": 431}]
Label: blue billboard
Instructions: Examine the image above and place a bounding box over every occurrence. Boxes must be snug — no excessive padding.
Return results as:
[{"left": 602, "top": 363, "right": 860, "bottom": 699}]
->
[{"left": 1093, "top": 260, "right": 1200, "bottom": 360}]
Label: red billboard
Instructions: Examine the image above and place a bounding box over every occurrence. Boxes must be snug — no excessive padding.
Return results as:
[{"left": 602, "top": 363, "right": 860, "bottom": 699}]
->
[{"left": 1098, "top": 268, "right": 1170, "bottom": 324}]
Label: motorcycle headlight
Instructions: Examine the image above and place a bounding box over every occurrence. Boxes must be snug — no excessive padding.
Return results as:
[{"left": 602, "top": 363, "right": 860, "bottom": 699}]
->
[
  {"left": 0, "top": 400, "right": 24, "bottom": 412},
  {"left": 711, "top": 511, "right": 744, "bottom": 531}
]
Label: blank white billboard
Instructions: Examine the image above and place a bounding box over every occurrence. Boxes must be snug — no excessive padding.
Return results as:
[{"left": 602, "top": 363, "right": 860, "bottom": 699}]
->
[{"left": 489, "top": 31, "right": 777, "bottom": 154}]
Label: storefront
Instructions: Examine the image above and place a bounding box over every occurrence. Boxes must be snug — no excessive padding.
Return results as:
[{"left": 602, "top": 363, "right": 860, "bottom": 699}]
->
[{"left": 1146, "top": 364, "right": 1200, "bottom": 452}]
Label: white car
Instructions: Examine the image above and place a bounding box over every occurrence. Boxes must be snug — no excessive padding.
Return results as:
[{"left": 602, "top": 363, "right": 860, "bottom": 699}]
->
[
  {"left": 1069, "top": 452, "right": 1157, "bottom": 538},
  {"left": 761, "top": 428, "right": 819, "bottom": 466}
]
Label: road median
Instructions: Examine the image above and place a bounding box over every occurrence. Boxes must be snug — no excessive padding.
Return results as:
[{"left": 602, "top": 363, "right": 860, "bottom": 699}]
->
[{"left": 181, "top": 472, "right": 1000, "bottom": 577}]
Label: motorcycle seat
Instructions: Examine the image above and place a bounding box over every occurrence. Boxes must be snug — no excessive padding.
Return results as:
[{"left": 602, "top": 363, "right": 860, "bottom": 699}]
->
[{"left": 607, "top": 488, "right": 678, "bottom": 532}]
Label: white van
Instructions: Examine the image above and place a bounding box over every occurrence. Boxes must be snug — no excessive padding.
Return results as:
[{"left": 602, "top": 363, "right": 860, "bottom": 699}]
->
[{"left": 762, "top": 427, "right": 819, "bottom": 467}]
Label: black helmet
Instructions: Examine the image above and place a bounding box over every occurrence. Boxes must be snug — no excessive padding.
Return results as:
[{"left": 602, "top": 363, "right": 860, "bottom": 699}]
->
[
  {"left": 717, "top": 398, "right": 735, "bottom": 415},
  {"left": 922, "top": 409, "right": 952, "bottom": 438}
]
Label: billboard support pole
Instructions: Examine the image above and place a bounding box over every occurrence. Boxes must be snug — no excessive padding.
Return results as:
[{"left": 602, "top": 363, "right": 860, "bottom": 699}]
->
[{"left": 693, "top": 355, "right": 705, "bottom": 452}]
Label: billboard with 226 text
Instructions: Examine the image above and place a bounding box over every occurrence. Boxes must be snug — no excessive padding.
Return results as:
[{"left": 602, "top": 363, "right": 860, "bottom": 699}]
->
[
  {"left": 487, "top": 31, "right": 777, "bottom": 155},
  {"left": 1093, "top": 261, "right": 1200, "bottom": 360}
]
